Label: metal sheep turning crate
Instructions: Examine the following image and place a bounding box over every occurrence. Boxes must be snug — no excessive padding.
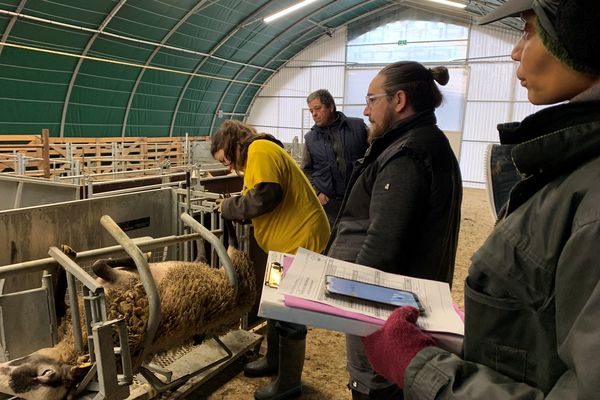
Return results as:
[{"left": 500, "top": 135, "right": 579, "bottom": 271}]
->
[{"left": 0, "top": 188, "right": 263, "bottom": 399}]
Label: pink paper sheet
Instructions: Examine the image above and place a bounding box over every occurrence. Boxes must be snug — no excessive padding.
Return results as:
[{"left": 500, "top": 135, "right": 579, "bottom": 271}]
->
[
  {"left": 281, "top": 254, "right": 465, "bottom": 326},
  {"left": 281, "top": 254, "right": 384, "bottom": 325},
  {"left": 283, "top": 295, "right": 385, "bottom": 325}
]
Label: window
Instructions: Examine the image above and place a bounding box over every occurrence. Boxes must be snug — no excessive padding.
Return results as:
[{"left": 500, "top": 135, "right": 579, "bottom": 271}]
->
[
  {"left": 347, "top": 19, "right": 468, "bottom": 64},
  {"left": 344, "top": 12, "right": 468, "bottom": 140},
  {"left": 344, "top": 67, "right": 465, "bottom": 133}
]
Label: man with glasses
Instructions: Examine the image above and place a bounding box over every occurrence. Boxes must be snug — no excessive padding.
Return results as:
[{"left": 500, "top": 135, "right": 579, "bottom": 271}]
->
[
  {"left": 302, "top": 89, "right": 368, "bottom": 226},
  {"left": 325, "top": 61, "right": 462, "bottom": 400}
]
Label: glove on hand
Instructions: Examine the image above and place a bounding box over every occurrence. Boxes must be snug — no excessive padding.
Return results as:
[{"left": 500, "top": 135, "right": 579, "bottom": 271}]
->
[{"left": 362, "top": 306, "right": 435, "bottom": 388}]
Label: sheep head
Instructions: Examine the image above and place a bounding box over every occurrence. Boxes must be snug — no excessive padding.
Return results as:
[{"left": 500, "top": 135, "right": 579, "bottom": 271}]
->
[{"left": 0, "top": 347, "right": 91, "bottom": 400}]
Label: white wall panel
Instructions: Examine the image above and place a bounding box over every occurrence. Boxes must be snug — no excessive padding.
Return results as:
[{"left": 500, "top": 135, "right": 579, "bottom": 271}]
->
[
  {"left": 248, "top": 27, "right": 347, "bottom": 142},
  {"left": 278, "top": 97, "right": 305, "bottom": 133},
  {"left": 345, "top": 69, "right": 377, "bottom": 105},
  {"left": 469, "top": 24, "right": 519, "bottom": 60},
  {"left": 460, "top": 23, "right": 524, "bottom": 187},
  {"left": 301, "top": 108, "right": 312, "bottom": 137},
  {"left": 247, "top": 97, "right": 278, "bottom": 127},
  {"left": 460, "top": 141, "right": 490, "bottom": 185},
  {"left": 462, "top": 102, "right": 510, "bottom": 142},
  {"left": 290, "top": 28, "right": 346, "bottom": 66},
  {"left": 512, "top": 101, "right": 545, "bottom": 122},
  {"left": 247, "top": 13, "right": 541, "bottom": 189},
  {"left": 278, "top": 128, "right": 303, "bottom": 143},
  {"left": 262, "top": 67, "right": 310, "bottom": 97},
  {"left": 468, "top": 63, "right": 516, "bottom": 101},
  {"left": 513, "top": 78, "right": 531, "bottom": 102},
  {"left": 309, "top": 66, "right": 345, "bottom": 95}
]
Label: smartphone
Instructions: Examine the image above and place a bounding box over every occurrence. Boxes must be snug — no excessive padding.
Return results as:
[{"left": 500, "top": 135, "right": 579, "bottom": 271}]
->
[{"left": 324, "top": 275, "right": 424, "bottom": 312}]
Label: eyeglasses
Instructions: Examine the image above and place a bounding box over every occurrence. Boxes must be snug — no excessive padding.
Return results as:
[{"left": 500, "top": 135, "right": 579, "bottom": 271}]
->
[{"left": 364, "top": 93, "right": 389, "bottom": 106}]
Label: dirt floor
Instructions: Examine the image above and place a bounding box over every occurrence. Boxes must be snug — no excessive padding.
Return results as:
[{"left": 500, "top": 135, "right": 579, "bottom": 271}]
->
[{"left": 190, "top": 188, "right": 495, "bottom": 400}]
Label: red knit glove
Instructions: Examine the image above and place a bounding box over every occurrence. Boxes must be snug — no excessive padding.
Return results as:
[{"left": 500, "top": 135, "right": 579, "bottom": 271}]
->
[{"left": 362, "top": 306, "right": 435, "bottom": 388}]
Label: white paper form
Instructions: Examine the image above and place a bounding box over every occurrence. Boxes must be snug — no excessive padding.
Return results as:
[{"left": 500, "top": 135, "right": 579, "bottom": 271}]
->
[
  {"left": 258, "top": 251, "right": 384, "bottom": 337},
  {"left": 278, "top": 248, "right": 464, "bottom": 336}
]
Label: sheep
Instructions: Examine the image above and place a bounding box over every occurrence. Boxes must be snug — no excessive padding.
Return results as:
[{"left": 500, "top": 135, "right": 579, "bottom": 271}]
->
[{"left": 0, "top": 245, "right": 256, "bottom": 400}]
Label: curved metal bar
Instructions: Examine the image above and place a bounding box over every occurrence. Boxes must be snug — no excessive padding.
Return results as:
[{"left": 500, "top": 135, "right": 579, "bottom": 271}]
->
[
  {"left": 0, "top": 232, "right": 206, "bottom": 280},
  {"left": 59, "top": 0, "right": 128, "bottom": 137},
  {"left": 208, "top": 0, "right": 337, "bottom": 133},
  {"left": 121, "top": 0, "right": 210, "bottom": 137},
  {"left": 233, "top": 0, "right": 392, "bottom": 119},
  {"left": 48, "top": 246, "right": 104, "bottom": 293},
  {"left": 99, "top": 214, "right": 160, "bottom": 362},
  {"left": 0, "top": 0, "right": 28, "bottom": 58},
  {"left": 180, "top": 212, "right": 238, "bottom": 298},
  {"left": 168, "top": 0, "right": 276, "bottom": 137}
]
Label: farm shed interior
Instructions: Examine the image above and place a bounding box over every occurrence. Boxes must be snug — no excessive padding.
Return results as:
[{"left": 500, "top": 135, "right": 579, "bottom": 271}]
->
[
  {"left": 0, "top": 175, "right": 272, "bottom": 398},
  {"left": 0, "top": 0, "right": 529, "bottom": 398}
]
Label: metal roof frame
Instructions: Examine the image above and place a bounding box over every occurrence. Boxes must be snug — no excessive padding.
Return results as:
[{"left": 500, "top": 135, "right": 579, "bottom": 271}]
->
[{"left": 0, "top": 0, "right": 519, "bottom": 137}]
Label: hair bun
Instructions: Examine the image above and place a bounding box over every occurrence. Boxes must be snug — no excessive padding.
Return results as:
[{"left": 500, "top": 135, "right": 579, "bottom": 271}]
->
[{"left": 430, "top": 66, "right": 449, "bottom": 86}]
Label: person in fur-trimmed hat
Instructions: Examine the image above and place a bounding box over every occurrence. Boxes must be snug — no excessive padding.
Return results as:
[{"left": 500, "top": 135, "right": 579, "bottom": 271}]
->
[{"left": 358, "top": 0, "right": 600, "bottom": 399}]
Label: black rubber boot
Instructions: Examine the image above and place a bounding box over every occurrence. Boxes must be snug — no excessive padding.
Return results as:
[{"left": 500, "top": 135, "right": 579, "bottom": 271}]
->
[
  {"left": 254, "top": 336, "right": 305, "bottom": 400},
  {"left": 245, "top": 320, "right": 279, "bottom": 377}
]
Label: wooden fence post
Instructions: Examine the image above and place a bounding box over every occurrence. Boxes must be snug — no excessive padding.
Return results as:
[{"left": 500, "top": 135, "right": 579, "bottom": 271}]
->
[{"left": 41, "top": 128, "right": 50, "bottom": 178}]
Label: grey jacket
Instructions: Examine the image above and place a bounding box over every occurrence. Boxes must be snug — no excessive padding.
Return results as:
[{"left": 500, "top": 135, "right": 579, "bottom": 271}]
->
[{"left": 405, "top": 97, "right": 600, "bottom": 399}]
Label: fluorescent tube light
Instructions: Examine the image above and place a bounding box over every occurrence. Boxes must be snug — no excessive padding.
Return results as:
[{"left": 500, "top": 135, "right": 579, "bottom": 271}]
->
[
  {"left": 264, "top": 0, "right": 319, "bottom": 23},
  {"left": 426, "top": 0, "right": 466, "bottom": 9}
]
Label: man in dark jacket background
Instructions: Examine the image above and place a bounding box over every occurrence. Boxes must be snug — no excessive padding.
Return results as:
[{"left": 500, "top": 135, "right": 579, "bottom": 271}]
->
[{"left": 302, "top": 89, "right": 368, "bottom": 225}]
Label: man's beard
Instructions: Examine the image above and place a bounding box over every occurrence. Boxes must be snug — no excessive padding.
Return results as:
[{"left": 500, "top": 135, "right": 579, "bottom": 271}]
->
[{"left": 367, "top": 109, "right": 394, "bottom": 144}]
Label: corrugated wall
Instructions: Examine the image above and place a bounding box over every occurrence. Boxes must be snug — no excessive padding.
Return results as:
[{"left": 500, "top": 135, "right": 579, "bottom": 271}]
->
[
  {"left": 246, "top": 27, "right": 347, "bottom": 143},
  {"left": 247, "top": 19, "right": 543, "bottom": 189},
  {"left": 460, "top": 24, "right": 541, "bottom": 187}
]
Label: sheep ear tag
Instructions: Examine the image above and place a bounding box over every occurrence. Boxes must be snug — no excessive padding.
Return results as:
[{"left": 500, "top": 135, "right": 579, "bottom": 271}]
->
[
  {"left": 265, "top": 261, "right": 283, "bottom": 288},
  {"left": 70, "top": 362, "right": 93, "bottom": 381},
  {"left": 77, "top": 361, "right": 93, "bottom": 368}
]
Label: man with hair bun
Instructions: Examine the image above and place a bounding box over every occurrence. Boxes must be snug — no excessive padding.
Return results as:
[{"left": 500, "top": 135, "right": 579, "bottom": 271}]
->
[
  {"left": 362, "top": 0, "right": 600, "bottom": 399},
  {"left": 326, "top": 61, "right": 462, "bottom": 400}
]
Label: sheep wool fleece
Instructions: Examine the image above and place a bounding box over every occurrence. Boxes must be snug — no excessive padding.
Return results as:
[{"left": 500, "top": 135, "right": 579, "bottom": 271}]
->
[{"left": 243, "top": 139, "right": 329, "bottom": 254}]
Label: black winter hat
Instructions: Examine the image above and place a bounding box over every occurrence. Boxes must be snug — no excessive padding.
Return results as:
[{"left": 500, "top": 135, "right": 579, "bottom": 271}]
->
[{"left": 478, "top": 0, "right": 600, "bottom": 75}]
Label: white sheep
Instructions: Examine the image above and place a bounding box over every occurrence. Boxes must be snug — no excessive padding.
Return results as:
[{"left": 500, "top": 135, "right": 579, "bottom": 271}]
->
[{"left": 0, "top": 246, "right": 256, "bottom": 400}]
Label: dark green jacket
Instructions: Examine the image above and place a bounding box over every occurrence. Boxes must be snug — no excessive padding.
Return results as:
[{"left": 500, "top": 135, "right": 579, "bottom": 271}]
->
[{"left": 406, "top": 98, "right": 600, "bottom": 399}]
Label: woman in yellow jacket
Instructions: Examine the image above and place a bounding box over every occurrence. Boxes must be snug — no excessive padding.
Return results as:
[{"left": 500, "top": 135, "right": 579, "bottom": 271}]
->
[{"left": 211, "top": 119, "right": 330, "bottom": 400}]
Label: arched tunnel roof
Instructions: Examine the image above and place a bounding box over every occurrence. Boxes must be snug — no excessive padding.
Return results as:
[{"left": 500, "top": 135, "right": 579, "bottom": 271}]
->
[{"left": 0, "top": 0, "right": 506, "bottom": 137}]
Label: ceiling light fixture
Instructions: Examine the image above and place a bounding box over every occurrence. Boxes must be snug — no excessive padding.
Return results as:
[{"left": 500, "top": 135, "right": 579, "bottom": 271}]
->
[
  {"left": 425, "top": 0, "right": 466, "bottom": 9},
  {"left": 264, "top": 0, "right": 319, "bottom": 23}
]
